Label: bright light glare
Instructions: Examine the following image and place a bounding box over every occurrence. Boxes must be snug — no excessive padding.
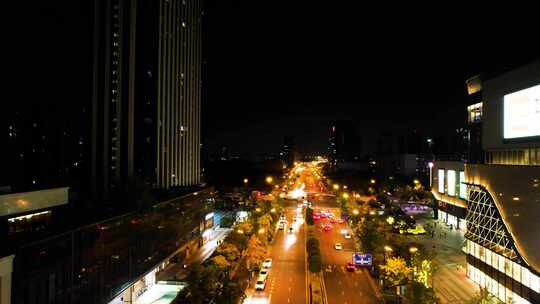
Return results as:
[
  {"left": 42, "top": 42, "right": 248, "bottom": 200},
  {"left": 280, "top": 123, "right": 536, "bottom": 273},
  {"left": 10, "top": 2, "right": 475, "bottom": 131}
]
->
[
  {"left": 289, "top": 187, "right": 306, "bottom": 199},
  {"left": 285, "top": 234, "right": 297, "bottom": 250}
]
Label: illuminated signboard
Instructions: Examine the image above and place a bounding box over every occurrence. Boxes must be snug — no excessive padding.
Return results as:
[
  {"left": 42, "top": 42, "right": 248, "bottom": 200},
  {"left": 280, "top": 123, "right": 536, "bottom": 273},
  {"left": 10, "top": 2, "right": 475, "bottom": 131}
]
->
[
  {"left": 504, "top": 84, "right": 540, "bottom": 139},
  {"left": 438, "top": 169, "right": 445, "bottom": 193},
  {"left": 459, "top": 171, "right": 467, "bottom": 199},
  {"left": 447, "top": 170, "right": 456, "bottom": 196}
]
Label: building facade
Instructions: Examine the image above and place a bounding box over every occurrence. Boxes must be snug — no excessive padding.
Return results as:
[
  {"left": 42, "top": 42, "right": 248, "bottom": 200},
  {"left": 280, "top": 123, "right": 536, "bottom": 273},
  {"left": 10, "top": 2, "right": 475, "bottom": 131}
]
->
[
  {"left": 328, "top": 120, "right": 362, "bottom": 165},
  {"left": 145, "top": 0, "right": 202, "bottom": 189},
  {"left": 92, "top": 0, "right": 203, "bottom": 198},
  {"left": 432, "top": 60, "right": 540, "bottom": 303}
]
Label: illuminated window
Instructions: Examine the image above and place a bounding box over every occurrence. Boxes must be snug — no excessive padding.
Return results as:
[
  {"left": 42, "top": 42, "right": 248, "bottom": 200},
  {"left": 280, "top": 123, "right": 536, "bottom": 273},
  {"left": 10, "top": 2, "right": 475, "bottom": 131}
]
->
[
  {"left": 467, "top": 102, "right": 483, "bottom": 124},
  {"left": 438, "top": 169, "right": 444, "bottom": 193},
  {"left": 447, "top": 170, "right": 456, "bottom": 196},
  {"left": 459, "top": 171, "right": 466, "bottom": 199}
]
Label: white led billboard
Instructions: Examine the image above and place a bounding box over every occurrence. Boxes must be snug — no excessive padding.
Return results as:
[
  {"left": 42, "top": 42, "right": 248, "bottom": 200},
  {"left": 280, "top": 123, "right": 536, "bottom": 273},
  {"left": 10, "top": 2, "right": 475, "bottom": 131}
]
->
[
  {"left": 504, "top": 84, "right": 540, "bottom": 139},
  {"left": 447, "top": 170, "right": 456, "bottom": 196},
  {"left": 438, "top": 169, "right": 444, "bottom": 193}
]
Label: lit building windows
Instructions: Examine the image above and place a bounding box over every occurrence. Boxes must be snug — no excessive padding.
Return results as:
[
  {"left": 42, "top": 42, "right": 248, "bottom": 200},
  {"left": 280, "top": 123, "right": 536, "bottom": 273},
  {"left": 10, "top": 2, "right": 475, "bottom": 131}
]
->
[
  {"left": 467, "top": 102, "right": 483, "bottom": 124},
  {"left": 459, "top": 171, "right": 466, "bottom": 199},
  {"left": 438, "top": 169, "right": 444, "bottom": 193},
  {"left": 447, "top": 170, "right": 456, "bottom": 196}
]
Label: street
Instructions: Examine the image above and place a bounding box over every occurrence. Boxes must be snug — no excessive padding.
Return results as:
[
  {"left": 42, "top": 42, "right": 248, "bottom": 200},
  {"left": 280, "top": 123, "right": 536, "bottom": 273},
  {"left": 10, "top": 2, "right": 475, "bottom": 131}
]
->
[
  {"left": 313, "top": 199, "right": 380, "bottom": 304},
  {"left": 247, "top": 203, "right": 307, "bottom": 304}
]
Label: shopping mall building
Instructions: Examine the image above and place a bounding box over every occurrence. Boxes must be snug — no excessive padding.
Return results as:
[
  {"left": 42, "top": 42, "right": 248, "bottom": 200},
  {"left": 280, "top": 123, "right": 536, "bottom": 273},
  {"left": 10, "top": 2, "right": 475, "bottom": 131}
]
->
[{"left": 432, "top": 60, "right": 540, "bottom": 303}]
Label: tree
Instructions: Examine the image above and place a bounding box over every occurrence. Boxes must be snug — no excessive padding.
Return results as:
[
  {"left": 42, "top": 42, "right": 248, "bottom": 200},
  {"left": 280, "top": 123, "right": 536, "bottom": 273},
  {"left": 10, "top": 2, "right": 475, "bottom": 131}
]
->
[
  {"left": 466, "top": 287, "right": 498, "bottom": 304},
  {"left": 379, "top": 257, "right": 413, "bottom": 287},
  {"left": 405, "top": 281, "right": 439, "bottom": 304},
  {"left": 176, "top": 264, "right": 220, "bottom": 304},
  {"left": 355, "top": 219, "right": 384, "bottom": 253},
  {"left": 212, "top": 255, "right": 231, "bottom": 270},
  {"left": 220, "top": 215, "right": 235, "bottom": 228},
  {"left": 306, "top": 207, "right": 314, "bottom": 225},
  {"left": 306, "top": 237, "right": 322, "bottom": 273},
  {"left": 244, "top": 235, "right": 267, "bottom": 270},
  {"left": 216, "top": 242, "right": 241, "bottom": 262},
  {"left": 308, "top": 253, "right": 322, "bottom": 273}
]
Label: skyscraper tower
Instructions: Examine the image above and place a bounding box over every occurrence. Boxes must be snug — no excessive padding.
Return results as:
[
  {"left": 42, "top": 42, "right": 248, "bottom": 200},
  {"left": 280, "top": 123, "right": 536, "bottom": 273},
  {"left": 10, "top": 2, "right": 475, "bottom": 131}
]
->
[
  {"left": 136, "top": 0, "right": 203, "bottom": 189},
  {"left": 91, "top": 0, "right": 203, "bottom": 201}
]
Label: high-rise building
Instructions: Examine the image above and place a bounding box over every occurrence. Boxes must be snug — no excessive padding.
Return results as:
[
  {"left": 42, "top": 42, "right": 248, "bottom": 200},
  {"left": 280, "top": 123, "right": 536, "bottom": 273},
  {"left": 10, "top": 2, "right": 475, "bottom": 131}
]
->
[
  {"left": 135, "top": 0, "right": 203, "bottom": 189},
  {"left": 90, "top": 0, "right": 138, "bottom": 200},
  {"left": 281, "top": 136, "right": 295, "bottom": 167},
  {"left": 91, "top": 0, "right": 203, "bottom": 200},
  {"left": 328, "top": 120, "right": 362, "bottom": 165}
]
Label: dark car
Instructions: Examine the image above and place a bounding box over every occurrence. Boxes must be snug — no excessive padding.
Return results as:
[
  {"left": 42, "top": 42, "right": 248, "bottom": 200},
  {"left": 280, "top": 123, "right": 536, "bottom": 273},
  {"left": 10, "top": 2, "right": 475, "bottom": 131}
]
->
[{"left": 346, "top": 262, "right": 356, "bottom": 272}]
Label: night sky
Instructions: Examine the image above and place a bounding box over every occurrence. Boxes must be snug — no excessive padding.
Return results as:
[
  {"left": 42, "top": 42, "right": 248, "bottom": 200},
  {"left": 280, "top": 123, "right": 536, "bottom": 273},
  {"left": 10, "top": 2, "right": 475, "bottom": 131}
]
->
[
  {"left": 9, "top": 2, "right": 538, "bottom": 157},
  {"left": 203, "top": 2, "right": 538, "bottom": 155}
]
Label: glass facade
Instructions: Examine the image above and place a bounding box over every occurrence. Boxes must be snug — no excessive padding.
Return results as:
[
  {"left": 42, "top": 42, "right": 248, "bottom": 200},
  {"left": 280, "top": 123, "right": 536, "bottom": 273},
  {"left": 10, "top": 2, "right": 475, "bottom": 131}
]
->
[
  {"left": 466, "top": 239, "right": 540, "bottom": 303},
  {"left": 11, "top": 190, "right": 214, "bottom": 304}
]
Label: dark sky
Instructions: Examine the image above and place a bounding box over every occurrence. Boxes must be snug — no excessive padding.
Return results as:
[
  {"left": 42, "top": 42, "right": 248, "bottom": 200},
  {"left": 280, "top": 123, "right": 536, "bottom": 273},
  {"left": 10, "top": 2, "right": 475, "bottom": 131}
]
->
[
  {"left": 202, "top": 2, "right": 538, "bottom": 155},
  {"left": 8, "top": 2, "right": 538, "bottom": 157}
]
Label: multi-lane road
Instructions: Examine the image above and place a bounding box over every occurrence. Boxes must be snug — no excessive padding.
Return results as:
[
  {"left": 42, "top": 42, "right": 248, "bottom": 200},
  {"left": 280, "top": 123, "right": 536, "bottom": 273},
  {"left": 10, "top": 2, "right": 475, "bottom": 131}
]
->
[
  {"left": 248, "top": 162, "right": 380, "bottom": 304},
  {"left": 249, "top": 204, "right": 307, "bottom": 304},
  {"left": 313, "top": 199, "right": 380, "bottom": 304}
]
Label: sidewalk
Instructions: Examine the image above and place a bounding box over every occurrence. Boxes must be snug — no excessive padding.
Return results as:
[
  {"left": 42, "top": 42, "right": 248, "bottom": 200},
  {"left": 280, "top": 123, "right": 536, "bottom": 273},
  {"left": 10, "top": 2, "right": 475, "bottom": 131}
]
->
[
  {"left": 406, "top": 215, "right": 478, "bottom": 303},
  {"left": 156, "top": 227, "right": 232, "bottom": 281}
]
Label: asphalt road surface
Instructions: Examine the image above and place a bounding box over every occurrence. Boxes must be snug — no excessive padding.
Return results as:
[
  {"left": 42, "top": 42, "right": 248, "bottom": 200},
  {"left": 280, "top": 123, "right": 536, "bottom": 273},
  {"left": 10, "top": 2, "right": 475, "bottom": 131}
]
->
[
  {"left": 250, "top": 205, "right": 307, "bottom": 304},
  {"left": 313, "top": 200, "right": 380, "bottom": 304}
]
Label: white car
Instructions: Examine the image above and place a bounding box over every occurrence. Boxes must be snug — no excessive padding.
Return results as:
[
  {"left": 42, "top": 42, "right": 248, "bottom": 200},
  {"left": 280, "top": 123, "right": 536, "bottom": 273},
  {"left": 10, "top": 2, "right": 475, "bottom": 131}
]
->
[
  {"left": 259, "top": 268, "right": 269, "bottom": 279},
  {"left": 334, "top": 243, "right": 343, "bottom": 250},
  {"left": 255, "top": 277, "right": 267, "bottom": 291},
  {"left": 344, "top": 233, "right": 352, "bottom": 239},
  {"left": 263, "top": 258, "right": 272, "bottom": 269}
]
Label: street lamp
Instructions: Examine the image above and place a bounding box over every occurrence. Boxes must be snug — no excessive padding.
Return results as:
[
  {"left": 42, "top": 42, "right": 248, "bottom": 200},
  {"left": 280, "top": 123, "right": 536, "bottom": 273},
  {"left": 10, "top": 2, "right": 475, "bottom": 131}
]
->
[
  {"left": 370, "top": 179, "right": 376, "bottom": 184},
  {"left": 353, "top": 209, "right": 359, "bottom": 215},
  {"left": 409, "top": 247, "right": 418, "bottom": 254},
  {"left": 342, "top": 193, "right": 349, "bottom": 199},
  {"left": 243, "top": 178, "right": 249, "bottom": 184},
  {"left": 333, "top": 184, "right": 340, "bottom": 190},
  {"left": 266, "top": 176, "right": 273, "bottom": 184},
  {"left": 384, "top": 245, "right": 393, "bottom": 253},
  {"left": 270, "top": 208, "right": 276, "bottom": 213}
]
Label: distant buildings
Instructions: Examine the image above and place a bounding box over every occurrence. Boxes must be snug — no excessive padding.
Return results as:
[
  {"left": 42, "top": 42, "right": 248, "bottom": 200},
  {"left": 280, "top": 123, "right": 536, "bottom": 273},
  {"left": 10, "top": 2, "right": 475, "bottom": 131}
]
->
[
  {"left": 328, "top": 120, "right": 362, "bottom": 165},
  {"left": 432, "top": 60, "right": 540, "bottom": 304},
  {"left": 281, "top": 136, "right": 296, "bottom": 168}
]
